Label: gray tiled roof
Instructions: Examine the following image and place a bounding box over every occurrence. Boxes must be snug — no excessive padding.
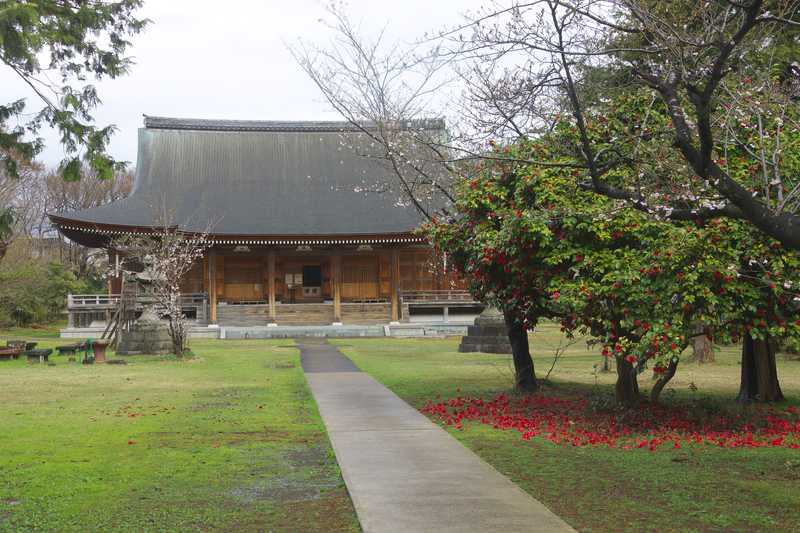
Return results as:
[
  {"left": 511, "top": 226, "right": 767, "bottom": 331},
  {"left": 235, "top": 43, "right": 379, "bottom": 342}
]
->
[
  {"left": 144, "top": 116, "right": 446, "bottom": 133},
  {"left": 52, "top": 117, "right": 446, "bottom": 237}
]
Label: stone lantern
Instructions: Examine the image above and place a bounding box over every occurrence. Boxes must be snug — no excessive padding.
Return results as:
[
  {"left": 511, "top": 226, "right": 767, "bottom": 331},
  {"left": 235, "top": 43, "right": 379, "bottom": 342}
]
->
[
  {"left": 458, "top": 306, "right": 512, "bottom": 354},
  {"left": 116, "top": 260, "right": 173, "bottom": 355}
]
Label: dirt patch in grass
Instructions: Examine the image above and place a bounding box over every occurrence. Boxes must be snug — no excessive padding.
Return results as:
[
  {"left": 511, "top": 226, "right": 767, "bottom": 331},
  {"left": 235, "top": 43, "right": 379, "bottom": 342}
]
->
[
  {"left": 284, "top": 445, "right": 329, "bottom": 469},
  {"left": 223, "top": 487, "right": 358, "bottom": 533},
  {"left": 229, "top": 477, "right": 340, "bottom": 505},
  {"left": 275, "top": 487, "right": 359, "bottom": 532},
  {"left": 265, "top": 361, "right": 296, "bottom": 369},
  {"left": 151, "top": 429, "right": 293, "bottom": 448},
  {"left": 227, "top": 444, "right": 344, "bottom": 509},
  {"left": 0, "top": 499, "right": 20, "bottom": 525},
  {"left": 186, "top": 400, "right": 234, "bottom": 411},
  {"left": 205, "top": 387, "right": 247, "bottom": 399}
]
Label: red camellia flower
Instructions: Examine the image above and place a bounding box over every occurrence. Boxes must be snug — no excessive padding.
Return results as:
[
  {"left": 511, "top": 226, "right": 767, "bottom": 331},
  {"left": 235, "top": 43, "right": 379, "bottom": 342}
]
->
[
  {"left": 421, "top": 393, "right": 800, "bottom": 452},
  {"left": 625, "top": 355, "right": 637, "bottom": 364}
]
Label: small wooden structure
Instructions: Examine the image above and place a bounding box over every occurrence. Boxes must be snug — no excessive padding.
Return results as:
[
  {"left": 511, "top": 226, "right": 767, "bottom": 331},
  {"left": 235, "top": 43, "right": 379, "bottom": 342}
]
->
[{"left": 51, "top": 117, "right": 476, "bottom": 327}]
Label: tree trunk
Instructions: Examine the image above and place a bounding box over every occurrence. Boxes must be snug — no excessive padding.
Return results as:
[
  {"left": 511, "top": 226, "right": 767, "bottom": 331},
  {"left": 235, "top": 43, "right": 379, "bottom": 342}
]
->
[
  {"left": 504, "top": 311, "right": 538, "bottom": 392},
  {"left": 615, "top": 357, "right": 640, "bottom": 407},
  {"left": 689, "top": 335, "right": 714, "bottom": 363},
  {"left": 737, "top": 332, "right": 783, "bottom": 402},
  {"left": 650, "top": 359, "right": 679, "bottom": 403}
]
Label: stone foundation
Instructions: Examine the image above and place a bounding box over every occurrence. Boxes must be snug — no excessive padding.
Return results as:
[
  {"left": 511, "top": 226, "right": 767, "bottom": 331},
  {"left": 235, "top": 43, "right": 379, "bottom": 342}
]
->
[
  {"left": 117, "top": 317, "right": 173, "bottom": 355},
  {"left": 458, "top": 307, "right": 512, "bottom": 354}
]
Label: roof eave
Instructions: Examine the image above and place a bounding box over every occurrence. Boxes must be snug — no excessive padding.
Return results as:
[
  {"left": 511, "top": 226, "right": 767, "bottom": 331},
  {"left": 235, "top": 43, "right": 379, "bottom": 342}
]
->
[{"left": 48, "top": 214, "right": 427, "bottom": 247}]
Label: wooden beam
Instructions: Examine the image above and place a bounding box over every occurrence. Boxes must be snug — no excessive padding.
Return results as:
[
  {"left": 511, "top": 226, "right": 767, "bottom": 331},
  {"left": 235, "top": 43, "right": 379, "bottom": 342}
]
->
[
  {"left": 332, "top": 254, "right": 342, "bottom": 323},
  {"left": 107, "top": 249, "right": 122, "bottom": 295},
  {"left": 390, "top": 249, "right": 400, "bottom": 322},
  {"left": 209, "top": 248, "right": 217, "bottom": 324},
  {"left": 202, "top": 255, "right": 209, "bottom": 294},
  {"left": 268, "top": 251, "right": 276, "bottom": 323}
]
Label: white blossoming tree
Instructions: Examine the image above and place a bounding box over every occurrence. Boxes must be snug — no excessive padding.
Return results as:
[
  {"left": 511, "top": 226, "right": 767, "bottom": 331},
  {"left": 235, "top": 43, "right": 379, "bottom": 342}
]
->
[{"left": 113, "top": 219, "right": 211, "bottom": 357}]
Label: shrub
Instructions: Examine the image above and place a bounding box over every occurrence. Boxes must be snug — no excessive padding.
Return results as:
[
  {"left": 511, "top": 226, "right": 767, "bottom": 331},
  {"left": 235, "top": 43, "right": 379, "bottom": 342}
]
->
[
  {"left": 0, "top": 262, "right": 89, "bottom": 327},
  {"left": 782, "top": 337, "right": 800, "bottom": 357}
]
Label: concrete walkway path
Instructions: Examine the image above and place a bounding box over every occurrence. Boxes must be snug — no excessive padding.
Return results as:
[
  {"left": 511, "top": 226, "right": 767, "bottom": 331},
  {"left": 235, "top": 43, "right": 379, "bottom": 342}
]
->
[{"left": 299, "top": 340, "right": 574, "bottom": 533}]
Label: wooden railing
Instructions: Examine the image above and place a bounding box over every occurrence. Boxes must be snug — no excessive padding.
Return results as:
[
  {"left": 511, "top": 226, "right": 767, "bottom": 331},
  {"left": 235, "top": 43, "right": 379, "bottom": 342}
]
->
[
  {"left": 400, "top": 290, "right": 478, "bottom": 304},
  {"left": 67, "top": 293, "right": 207, "bottom": 310},
  {"left": 67, "top": 294, "right": 121, "bottom": 308},
  {"left": 66, "top": 293, "right": 209, "bottom": 328},
  {"left": 398, "top": 289, "right": 481, "bottom": 323}
]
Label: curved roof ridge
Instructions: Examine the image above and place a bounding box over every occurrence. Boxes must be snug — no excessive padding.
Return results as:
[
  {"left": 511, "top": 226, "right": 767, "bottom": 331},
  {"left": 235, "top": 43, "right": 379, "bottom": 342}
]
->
[{"left": 143, "top": 115, "right": 445, "bottom": 133}]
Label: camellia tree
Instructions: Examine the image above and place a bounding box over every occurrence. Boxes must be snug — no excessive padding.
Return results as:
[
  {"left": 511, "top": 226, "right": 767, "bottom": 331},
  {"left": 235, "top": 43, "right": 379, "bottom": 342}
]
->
[{"left": 429, "top": 125, "right": 800, "bottom": 406}]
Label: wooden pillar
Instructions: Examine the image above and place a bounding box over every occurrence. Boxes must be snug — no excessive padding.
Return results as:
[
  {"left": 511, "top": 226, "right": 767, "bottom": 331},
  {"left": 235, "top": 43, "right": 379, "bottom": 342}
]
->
[
  {"left": 202, "top": 255, "right": 209, "bottom": 293},
  {"left": 332, "top": 254, "right": 342, "bottom": 323},
  {"left": 209, "top": 248, "right": 217, "bottom": 324},
  {"left": 107, "top": 249, "right": 122, "bottom": 295},
  {"left": 268, "top": 251, "right": 276, "bottom": 323},
  {"left": 67, "top": 295, "right": 75, "bottom": 329},
  {"left": 390, "top": 249, "right": 400, "bottom": 322},
  {"left": 107, "top": 250, "right": 114, "bottom": 296}
]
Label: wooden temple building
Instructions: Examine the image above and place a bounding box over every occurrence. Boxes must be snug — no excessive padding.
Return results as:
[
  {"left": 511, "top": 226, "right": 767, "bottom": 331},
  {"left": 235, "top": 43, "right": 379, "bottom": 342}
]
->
[{"left": 50, "top": 117, "right": 474, "bottom": 330}]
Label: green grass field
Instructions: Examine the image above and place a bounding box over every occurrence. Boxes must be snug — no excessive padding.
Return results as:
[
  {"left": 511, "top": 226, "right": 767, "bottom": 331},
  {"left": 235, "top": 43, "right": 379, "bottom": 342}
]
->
[
  {"left": 333, "top": 325, "right": 800, "bottom": 533},
  {"left": 0, "top": 332, "right": 358, "bottom": 532},
  {"left": 2, "top": 323, "right": 798, "bottom": 532}
]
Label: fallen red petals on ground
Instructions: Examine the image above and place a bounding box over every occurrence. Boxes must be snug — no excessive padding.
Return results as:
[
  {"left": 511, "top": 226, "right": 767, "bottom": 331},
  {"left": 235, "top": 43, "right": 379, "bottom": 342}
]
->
[{"left": 420, "top": 393, "right": 800, "bottom": 451}]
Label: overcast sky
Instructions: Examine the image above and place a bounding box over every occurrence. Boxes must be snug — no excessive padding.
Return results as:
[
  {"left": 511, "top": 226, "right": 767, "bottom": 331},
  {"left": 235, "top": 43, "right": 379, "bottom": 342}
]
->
[{"left": 0, "top": 0, "right": 484, "bottom": 168}]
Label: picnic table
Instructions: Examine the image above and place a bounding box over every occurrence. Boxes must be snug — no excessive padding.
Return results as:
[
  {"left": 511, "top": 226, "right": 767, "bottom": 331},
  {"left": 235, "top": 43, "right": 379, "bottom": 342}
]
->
[
  {"left": 24, "top": 348, "right": 52, "bottom": 363},
  {"left": 7, "top": 340, "right": 37, "bottom": 351},
  {"left": 0, "top": 346, "right": 23, "bottom": 361},
  {"left": 56, "top": 342, "right": 87, "bottom": 356}
]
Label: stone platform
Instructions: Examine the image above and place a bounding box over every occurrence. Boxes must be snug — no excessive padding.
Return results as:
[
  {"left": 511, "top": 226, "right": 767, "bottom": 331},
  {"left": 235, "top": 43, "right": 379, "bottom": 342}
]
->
[
  {"left": 61, "top": 323, "right": 468, "bottom": 340},
  {"left": 458, "top": 307, "right": 512, "bottom": 353}
]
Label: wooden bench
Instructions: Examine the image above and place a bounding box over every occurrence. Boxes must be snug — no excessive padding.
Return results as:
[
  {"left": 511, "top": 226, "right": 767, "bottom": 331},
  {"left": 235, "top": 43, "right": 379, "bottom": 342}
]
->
[
  {"left": 56, "top": 343, "right": 87, "bottom": 356},
  {"left": 25, "top": 348, "right": 52, "bottom": 363},
  {"left": 0, "top": 347, "right": 23, "bottom": 361},
  {"left": 7, "top": 340, "right": 37, "bottom": 351}
]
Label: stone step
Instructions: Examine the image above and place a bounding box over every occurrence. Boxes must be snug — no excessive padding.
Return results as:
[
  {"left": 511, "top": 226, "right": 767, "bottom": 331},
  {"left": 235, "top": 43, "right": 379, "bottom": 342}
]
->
[
  {"left": 466, "top": 324, "right": 507, "bottom": 336},
  {"left": 458, "top": 342, "right": 513, "bottom": 354}
]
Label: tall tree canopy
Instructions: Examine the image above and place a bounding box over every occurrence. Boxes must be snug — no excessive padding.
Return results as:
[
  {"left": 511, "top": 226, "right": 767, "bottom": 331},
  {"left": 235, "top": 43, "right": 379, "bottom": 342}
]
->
[
  {"left": 429, "top": 120, "right": 800, "bottom": 405},
  {"left": 297, "top": 1, "right": 800, "bottom": 396},
  {"left": 447, "top": 0, "right": 800, "bottom": 248},
  {"left": 0, "top": 0, "right": 147, "bottom": 180}
]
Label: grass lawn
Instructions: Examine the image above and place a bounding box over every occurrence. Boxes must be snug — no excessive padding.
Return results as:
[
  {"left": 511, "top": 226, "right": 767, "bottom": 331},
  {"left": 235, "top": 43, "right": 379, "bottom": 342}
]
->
[
  {"left": 333, "top": 324, "right": 800, "bottom": 533},
  {"left": 0, "top": 333, "right": 359, "bottom": 532},
  {"left": 0, "top": 323, "right": 64, "bottom": 339}
]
